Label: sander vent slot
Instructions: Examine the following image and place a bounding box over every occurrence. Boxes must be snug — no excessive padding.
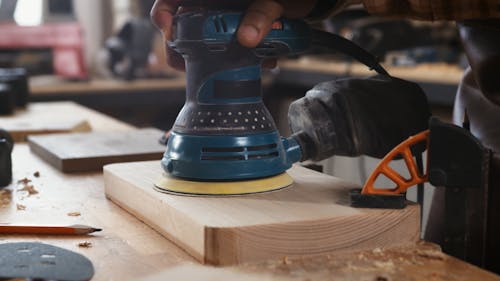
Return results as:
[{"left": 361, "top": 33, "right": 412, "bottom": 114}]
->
[
  {"left": 201, "top": 155, "right": 245, "bottom": 161},
  {"left": 212, "top": 16, "right": 228, "bottom": 33},
  {"left": 200, "top": 142, "right": 279, "bottom": 161},
  {"left": 202, "top": 147, "right": 244, "bottom": 153}
]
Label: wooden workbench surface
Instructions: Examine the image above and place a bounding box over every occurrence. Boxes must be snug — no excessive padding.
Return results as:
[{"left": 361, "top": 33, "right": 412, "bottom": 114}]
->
[
  {"left": 279, "top": 57, "right": 464, "bottom": 85},
  {"left": 2, "top": 102, "right": 498, "bottom": 280},
  {"left": 30, "top": 76, "right": 186, "bottom": 96}
]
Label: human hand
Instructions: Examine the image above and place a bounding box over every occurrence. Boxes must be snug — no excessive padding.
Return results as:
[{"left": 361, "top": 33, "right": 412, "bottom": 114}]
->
[{"left": 151, "top": 0, "right": 316, "bottom": 70}]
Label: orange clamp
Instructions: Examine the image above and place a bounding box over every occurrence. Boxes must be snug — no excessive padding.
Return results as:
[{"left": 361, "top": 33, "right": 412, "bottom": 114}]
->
[{"left": 361, "top": 130, "right": 430, "bottom": 196}]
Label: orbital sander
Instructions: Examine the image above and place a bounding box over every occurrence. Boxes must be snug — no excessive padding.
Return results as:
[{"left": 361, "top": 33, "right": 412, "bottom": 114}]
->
[{"left": 157, "top": 10, "right": 430, "bottom": 196}]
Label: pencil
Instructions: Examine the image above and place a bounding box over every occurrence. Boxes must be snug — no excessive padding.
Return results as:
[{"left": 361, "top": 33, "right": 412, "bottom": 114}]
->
[{"left": 0, "top": 224, "right": 102, "bottom": 235}]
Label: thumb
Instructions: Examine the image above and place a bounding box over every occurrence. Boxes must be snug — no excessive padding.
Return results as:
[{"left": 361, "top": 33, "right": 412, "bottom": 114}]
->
[{"left": 237, "top": 0, "right": 284, "bottom": 48}]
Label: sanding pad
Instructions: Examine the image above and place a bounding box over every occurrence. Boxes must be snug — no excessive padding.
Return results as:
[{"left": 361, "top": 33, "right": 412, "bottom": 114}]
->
[
  {"left": 0, "top": 242, "right": 94, "bottom": 281},
  {"left": 154, "top": 172, "right": 293, "bottom": 196}
]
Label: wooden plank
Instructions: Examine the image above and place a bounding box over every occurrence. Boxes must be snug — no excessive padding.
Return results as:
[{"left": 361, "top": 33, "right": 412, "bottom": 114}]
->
[
  {"left": 28, "top": 128, "right": 166, "bottom": 173},
  {"left": 1, "top": 108, "right": 91, "bottom": 143},
  {"left": 0, "top": 102, "right": 134, "bottom": 142},
  {"left": 104, "top": 161, "right": 420, "bottom": 265}
]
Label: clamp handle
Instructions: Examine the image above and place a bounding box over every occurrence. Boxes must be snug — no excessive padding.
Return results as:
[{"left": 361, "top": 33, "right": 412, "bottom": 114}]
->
[{"left": 361, "top": 130, "right": 429, "bottom": 195}]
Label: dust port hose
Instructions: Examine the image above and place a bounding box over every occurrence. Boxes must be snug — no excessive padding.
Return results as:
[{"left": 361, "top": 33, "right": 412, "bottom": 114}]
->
[
  {"left": 311, "top": 29, "right": 388, "bottom": 75},
  {"left": 282, "top": 135, "right": 304, "bottom": 165}
]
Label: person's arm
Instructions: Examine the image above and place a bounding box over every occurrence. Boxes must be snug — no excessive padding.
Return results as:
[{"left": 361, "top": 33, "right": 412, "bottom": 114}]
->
[{"left": 327, "top": 0, "right": 500, "bottom": 21}]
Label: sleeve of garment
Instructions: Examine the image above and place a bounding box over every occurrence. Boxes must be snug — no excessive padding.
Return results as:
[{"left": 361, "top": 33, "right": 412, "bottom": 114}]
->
[
  {"left": 362, "top": 0, "right": 500, "bottom": 21},
  {"left": 308, "top": 0, "right": 500, "bottom": 21},
  {"left": 306, "top": 0, "right": 361, "bottom": 22}
]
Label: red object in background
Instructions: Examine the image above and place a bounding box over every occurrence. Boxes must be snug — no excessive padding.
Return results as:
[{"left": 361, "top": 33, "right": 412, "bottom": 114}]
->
[{"left": 0, "top": 22, "right": 88, "bottom": 79}]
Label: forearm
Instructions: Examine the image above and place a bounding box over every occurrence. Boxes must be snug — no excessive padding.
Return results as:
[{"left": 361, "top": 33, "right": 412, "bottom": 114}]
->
[{"left": 315, "top": 0, "right": 500, "bottom": 21}]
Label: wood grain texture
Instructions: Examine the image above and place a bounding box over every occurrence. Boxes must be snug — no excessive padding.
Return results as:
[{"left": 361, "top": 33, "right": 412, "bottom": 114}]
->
[
  {"left": 146, "top": 243, "right": 500, "bottom": 281},
  {"left": 0, "top": 102, "right": 133, "bottom": 142},
  {"left": 28, "top": 128, "right": 166, "bottom": 172},
  {"left": 104, "top": 161, "right": 420, "bottom": 265}
]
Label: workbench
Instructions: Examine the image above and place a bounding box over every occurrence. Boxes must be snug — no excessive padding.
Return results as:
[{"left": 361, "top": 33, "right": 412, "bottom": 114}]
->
[{"left": 3, "top": 101, "right": 498, "bottom": 280}]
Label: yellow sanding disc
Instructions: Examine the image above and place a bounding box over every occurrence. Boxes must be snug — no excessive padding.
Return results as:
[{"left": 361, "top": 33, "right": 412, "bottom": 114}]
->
[{"left": 154, "top": 172, "right": 293, "bottom": 196}]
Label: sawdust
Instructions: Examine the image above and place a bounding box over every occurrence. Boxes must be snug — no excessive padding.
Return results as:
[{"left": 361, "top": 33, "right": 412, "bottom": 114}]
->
[
  {"left": 238, "top": 243, "right": 466, "bottom": 281},
  {"left": 16, "top": 204, "right": 26, "bottom": 211},
  {"left": 78, "top": 241, "right": 92, "bottom": 248},
  {"left": 18, "top": 185, "right": 38, "bottom": 196},
  {"left": 16, "top": 176, "right": 39, "bottom": 197},
  {"left": 16, "top": 178, "right": 31, "bottom": 185},
  {"left": 415, "top": 249, "right": 446, "bottom": 261},
  {"left": 0, "top": 189, "right": 12, "bottom": 207},
  {"left": 374, "top": 260, "right": 395, "bottom": 269},
  {"left": 281, "top": 256, "right": 291, "bottom": 265},
  {"left": 67, "top": 211, "right": 81, "bottom": 217}
]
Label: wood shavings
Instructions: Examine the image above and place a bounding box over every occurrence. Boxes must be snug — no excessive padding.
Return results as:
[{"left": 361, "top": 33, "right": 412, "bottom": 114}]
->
[
  {"left": 18, "top": 185, "right": 39, "bottom": 196},
  {"left": 415, "top": 249, "right": 446, "bottom": 261},
  {"left": 16, "top": 176, "right": 39, "bottom": 197},
  {"left": 33, "top": 171, "right": 40, "bottom": 178},
  {"left": 78, "top": 241, "right": 92, "bottom": 248},
  {"left": 16, "top": 204, "right": 26, "bottom": 211},
  {"left": 0, "top": 189, "right": 12, "bottom": 207},
  {"left": 67, "top": 211, "right": 81, "bottom": 217},
  {"left": 374, "top": 260, "right": 395, "bottom": 269},
  {"left": 281, "top": 256, "right": 291, "bottom": 265}
]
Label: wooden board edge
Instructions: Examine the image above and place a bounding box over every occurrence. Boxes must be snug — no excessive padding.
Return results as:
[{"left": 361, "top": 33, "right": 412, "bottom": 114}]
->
[
  {"left": 103, "top": 164, "right": 207, "bottom": 263},
  {"left": 70, "top": 120, "right": 93, "bottom": 133},
  {"left": 27, "top": 137, "right": 64, "bottom": 171},
  {"left": 10, "top": 120, "right": 92, "bottom": 143},
  {"left": 203, "top": 204, "right": 421, "bottom": 265},
  {"left": 61, "top": 153, "right": 164, "bottom": 173}
]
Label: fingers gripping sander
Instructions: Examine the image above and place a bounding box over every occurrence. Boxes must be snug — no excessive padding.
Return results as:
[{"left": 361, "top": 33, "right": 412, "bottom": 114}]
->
[{"left": 156, "top": 12, "right": 310, "bottom": 195}]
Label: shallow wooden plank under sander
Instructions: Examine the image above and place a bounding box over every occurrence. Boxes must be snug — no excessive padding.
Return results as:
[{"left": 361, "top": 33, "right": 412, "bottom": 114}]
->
[{"left": 104, "top": 160, "right": 420, "bottom": 265}]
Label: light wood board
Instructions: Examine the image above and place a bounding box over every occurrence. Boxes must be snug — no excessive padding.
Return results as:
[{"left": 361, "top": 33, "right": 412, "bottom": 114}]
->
[
  {"left": 104, "top": 161, "right": 420, "bottom": 265},
  {"left": 28, "top": 128, "right": 166, "bottom": 173},
  {"left": 0, "top": 102, "right": 94, "bottom": 142}
]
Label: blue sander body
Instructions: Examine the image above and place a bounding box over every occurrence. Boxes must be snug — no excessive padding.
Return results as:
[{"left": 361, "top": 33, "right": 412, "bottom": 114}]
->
[{"left": 161, "top": 12, "right": 310, "bottom": 182}]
